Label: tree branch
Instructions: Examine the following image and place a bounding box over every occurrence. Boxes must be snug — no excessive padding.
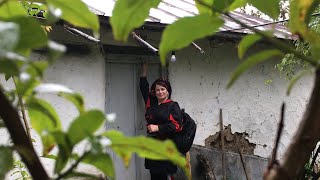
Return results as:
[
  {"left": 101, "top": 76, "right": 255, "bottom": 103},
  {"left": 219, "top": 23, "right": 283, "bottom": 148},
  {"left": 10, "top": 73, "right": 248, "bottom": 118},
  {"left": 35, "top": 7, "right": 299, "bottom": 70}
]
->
[
  {"left": 56, "top": 151, "right": 89, "bottom": 180},
  {"left": 310, "top": 144, "right": 320, "bottom": 171},
  {"left": 265, "top": 69, "right": 320, "bottom": 179},
  {"left": 0, "top": 89, "right": 49, "bottom": 180},
  {"left": 270, "top": 103, "right": 285, "bottom": 167},
  {"left": 13, "top": 77, "right": 32, "bottom": 142}
]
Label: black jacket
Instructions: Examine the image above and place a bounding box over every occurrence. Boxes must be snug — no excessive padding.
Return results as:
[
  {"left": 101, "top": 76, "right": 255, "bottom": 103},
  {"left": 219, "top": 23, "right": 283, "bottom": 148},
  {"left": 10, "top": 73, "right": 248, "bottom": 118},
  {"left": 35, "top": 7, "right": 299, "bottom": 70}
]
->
[{"left": 139, "top": 77, "right": 182, "bottom": 174}]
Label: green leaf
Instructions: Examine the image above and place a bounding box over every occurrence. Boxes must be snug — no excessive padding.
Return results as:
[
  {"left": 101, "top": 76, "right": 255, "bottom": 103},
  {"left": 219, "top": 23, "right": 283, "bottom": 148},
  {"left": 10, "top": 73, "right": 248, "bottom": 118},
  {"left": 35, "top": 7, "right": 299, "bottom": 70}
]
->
[
  {"left": 52, "top": 131, "right": 72, "bottom": 173},
  {"left": 83, "top": 153, "right": 115, "bottom": 180},
  {"left": 58, "top": 93, "right": 85, "bottom": 114},
  {"left": 46, "top": 0, "right": 99, "bottom": 34},
  {"left": 26, "top": 60, "right": 49, "bottom": 78},
  {"left": 0, "top": 1, "right": 27, "bottom": 20},
  {"left": 227, "top": 49, "right": 283, "bottom": 88},
  {"left": 16, "top": 77, "right": 39, "bottom": 97},
  {"left": 110, "top": 0, "right": 161, "bottom": 41},
  {"left": 195, "top": 0, "right": 214, "bottom": 14},
  {"left": 27, "top": 98, "right": 61, "bottom": 155},
  {"left": 287, "top": 70, "right": 312, "bottom": 95},
  {"left": 64, "top": 171, "right": 100, "bottom": 179},
  {"left": 27, "top": 98, "right": 62, "bottom": 130},
  {"left": 248, "top": 0, "right": 280, "bottom": 19},
  {"left": 215, "top": 0, "right": 234, "bottom": 11},
  {"left": 0, "top": 21, "right": 19, "bottom": 52},
  {"left": 159, "top": 14, "right": 224, "bottom": 65},
  {"left": 5, "top": 90, "right": 16, "bottom": 103},
  {"left": 196, "top": 0, "right": 247, "bottom": 13},
  {"left": 42, "top": 154, "right": 57, "bottom": 160},
  {"left": 288, "top": 0, "right": 320, "bottom": 60},
  {"left": 0, "top": 60, "right": 21, "bottom": 77},
  {"left": 0, "top": 146, "right": 13, "bottom": 179},
  {"left": 67, "top": 110, "right": 106, "bottom": 146},
  {"left": 13, "top": 17, "right": 48, "bottom": 52},
  {"left": 5, "top": 74, "right": 11, "bottom": 81},
  {"left": 227, "top": 0, "right": 248, "bottom": 11},
  {"left": 238, "top": 34, "right": 262, "bottom": 59},
  {"left": 103, "top": 130, "right": 190, "bottom": 179},
  {"left": 289, "top": 0, "right": 320, "bottom": 33}
]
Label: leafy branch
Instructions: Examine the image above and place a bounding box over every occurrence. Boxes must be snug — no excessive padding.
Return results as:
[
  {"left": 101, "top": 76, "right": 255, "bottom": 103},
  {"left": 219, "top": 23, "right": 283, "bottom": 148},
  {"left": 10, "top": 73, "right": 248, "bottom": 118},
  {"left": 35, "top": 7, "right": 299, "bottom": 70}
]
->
[
  {"left": 56, "top": 152, "right": 89, "bottom": 180},
  {"left": 195, "top": 0, "right": 319, "bottom": 67},
  {"left": 13, "top": 77, "right": 32, "bottom": 142},
  {"left": 0, "top": 89, "right": 49, "bottom": 180}
]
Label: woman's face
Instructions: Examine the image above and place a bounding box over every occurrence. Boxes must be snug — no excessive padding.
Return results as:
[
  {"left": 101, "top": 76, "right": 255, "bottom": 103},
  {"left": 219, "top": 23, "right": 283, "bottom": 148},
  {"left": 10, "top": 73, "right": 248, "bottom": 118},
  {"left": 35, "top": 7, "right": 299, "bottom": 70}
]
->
[{"left": 155, "top": 84, "right": 169, "bottom": 102}]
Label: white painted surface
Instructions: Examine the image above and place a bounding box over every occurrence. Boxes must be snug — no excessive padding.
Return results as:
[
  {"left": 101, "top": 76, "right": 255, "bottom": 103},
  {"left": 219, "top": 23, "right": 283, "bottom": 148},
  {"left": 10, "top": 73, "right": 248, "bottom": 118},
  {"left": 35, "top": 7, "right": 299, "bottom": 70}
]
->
[
  {"left": 0, "top": 35, "right": 314, "bottom": 178},
  {"left": 1, "top": 46, "right": 106, "bottom": 179},
  {"left": 169, "top": 40, "right": 314, "bottom": 158}
]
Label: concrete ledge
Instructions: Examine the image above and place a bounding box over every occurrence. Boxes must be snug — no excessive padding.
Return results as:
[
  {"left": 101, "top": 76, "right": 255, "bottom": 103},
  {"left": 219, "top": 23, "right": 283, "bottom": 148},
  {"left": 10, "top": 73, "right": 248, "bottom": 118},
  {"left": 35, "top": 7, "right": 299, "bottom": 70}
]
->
[{"left": 177, "top": 145, "right": 269, "bottom": 180}]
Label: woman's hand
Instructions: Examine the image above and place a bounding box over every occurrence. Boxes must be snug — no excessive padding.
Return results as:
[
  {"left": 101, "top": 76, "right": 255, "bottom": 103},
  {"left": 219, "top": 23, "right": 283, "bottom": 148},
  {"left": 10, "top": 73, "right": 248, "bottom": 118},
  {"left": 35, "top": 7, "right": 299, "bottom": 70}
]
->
[
  {"left": 141, "top": 62, "right": 148, "bottom": 77},
  {"left": 147, "top": 124, "right": 159, "bottom": 133}
]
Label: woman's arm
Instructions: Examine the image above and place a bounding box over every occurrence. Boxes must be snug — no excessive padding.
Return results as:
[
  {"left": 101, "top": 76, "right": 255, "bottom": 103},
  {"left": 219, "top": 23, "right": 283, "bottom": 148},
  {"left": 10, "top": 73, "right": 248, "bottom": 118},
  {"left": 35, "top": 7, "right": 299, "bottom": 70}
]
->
[
  {"left": 158, "top": 102, "right": 183, "bottom": 136},
  {"left": 139, "top": 62, "right": 149, "bottom": 103}
]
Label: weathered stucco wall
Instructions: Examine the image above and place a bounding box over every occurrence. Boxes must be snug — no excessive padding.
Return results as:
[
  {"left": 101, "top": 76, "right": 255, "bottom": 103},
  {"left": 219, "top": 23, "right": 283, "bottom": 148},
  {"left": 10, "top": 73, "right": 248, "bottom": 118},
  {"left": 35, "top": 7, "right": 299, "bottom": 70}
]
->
[
  {"left": 0, "top": 45, "right": 106, "bottom": 178},
  {"left": 0, "top": 27, "right": 315, "bottom": 178},
  {"left": 169, "top": 39, "right": 314, "bottom": 158}
]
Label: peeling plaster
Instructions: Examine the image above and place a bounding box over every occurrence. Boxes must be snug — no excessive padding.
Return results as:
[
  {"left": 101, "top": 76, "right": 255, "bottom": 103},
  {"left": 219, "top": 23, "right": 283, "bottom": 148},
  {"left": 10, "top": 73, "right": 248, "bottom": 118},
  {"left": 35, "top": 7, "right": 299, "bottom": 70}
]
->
[
  {"left": 170, "top": 40, "right": 314, "bottom": 158},
  {"left": 205, "top": 124, "right": 256, "bottom": 155}
]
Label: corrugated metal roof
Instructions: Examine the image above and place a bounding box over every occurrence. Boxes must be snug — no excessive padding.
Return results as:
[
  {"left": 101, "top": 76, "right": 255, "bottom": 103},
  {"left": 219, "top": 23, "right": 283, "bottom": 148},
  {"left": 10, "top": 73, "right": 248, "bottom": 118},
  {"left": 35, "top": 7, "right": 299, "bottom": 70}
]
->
[{"left": 85, "top": 0, "right": 293, "bottom": 39}]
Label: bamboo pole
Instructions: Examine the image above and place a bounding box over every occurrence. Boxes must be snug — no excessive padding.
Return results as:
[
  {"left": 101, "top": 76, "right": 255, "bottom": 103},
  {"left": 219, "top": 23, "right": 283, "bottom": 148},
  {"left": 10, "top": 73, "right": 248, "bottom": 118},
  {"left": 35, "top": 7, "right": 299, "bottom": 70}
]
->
[{"left": 220, "top": 108, "right": 226, "bottom": 180}]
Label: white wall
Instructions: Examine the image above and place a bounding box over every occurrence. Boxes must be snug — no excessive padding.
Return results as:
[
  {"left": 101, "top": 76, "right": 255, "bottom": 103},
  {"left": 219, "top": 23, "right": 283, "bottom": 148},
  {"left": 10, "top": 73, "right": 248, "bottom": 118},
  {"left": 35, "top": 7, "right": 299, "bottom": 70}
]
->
[
  {"left": 1, "top": 45, "right": 106, "bottom": 178},
  {"left": 169, "top": 39, "right": 314, "bottom": 158},
  {"left": 0, "top": 29, "right": 315, "bottom": 177}
]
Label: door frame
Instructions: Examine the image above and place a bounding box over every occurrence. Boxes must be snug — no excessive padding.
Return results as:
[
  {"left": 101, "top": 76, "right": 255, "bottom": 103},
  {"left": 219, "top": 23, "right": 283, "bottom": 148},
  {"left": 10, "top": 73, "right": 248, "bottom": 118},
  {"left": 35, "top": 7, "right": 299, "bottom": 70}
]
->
[{"left": 105, "top": 54, "right": 163, "bottom": 180}]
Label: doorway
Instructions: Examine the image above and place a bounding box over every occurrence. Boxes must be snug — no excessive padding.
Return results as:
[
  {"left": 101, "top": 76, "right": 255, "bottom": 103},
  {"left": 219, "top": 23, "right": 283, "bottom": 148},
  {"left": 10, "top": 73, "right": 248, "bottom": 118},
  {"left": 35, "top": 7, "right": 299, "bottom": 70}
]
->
[{"left": 105, "top": 56, "right": 161, "bottom": 180}]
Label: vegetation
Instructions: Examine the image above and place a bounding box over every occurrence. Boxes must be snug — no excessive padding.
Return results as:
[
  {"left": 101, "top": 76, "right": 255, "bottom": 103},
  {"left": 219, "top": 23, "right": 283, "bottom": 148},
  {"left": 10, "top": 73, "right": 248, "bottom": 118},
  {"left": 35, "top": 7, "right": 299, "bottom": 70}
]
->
[
  {"left": 1, "top": 0, "right": 320, "bottom": 179},
  {"left": 0, "top": 1, "right": 188, "bottom": 180},
  {"left": 109, "top": 0, "right": 320, "bottom": 179}
]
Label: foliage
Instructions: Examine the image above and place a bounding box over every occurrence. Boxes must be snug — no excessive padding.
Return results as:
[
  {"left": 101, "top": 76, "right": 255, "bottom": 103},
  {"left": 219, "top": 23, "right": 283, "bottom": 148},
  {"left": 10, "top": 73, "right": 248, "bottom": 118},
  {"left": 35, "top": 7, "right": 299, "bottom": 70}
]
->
[
  {"left": 277, "top": 6, "right": 320, "bottom": 80},
  {"left": 1, "top": 0, "right": 320, "bottom": 179},
  {"left": 0, "top": 146, "right": 13, "bottom": 179},
  {"left": 111, "top": 0, "right": 320, "bottom": 179},
  {"left": 11, "top": 159, "right": 32, "bottom": 180},
  {"left": 0, "top": 0, "right": 188, "bottom": 180}
]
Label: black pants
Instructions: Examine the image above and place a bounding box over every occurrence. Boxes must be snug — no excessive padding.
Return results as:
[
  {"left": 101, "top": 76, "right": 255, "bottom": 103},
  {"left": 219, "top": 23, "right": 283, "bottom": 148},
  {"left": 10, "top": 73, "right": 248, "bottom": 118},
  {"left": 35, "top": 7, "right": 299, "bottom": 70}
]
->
[{"left": 150, "top": 172, "right": 169, "bottom": 180}]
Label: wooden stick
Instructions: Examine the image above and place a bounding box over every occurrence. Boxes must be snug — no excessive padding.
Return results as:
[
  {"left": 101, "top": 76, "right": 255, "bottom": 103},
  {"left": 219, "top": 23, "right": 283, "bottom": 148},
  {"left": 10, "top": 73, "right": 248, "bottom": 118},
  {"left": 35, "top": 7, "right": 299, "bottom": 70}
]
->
[
  {"left": 220, "top": 108, "right": 226, "bottom": 180},
  {"left": 186, "top": 152, "right": 192, "bottom": 178},
  {"left": 237, "top": 146, "right": 251, "bottom": 180},
  {"left": 191, "top": 42, "right": 205, "bottom": 54},
  {"left": 132, "top": 32, "right": 158, "bottom": 54},
  {"left": 64, "top": 24, "right": 100, "bottom": 43}
]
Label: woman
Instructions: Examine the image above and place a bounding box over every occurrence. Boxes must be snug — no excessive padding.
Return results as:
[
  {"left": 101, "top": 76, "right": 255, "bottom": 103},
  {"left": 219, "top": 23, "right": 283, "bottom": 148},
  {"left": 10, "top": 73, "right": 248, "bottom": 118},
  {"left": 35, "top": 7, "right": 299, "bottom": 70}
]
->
[{"left": 140, "top": 63, "right": 183, "bottom": 180}]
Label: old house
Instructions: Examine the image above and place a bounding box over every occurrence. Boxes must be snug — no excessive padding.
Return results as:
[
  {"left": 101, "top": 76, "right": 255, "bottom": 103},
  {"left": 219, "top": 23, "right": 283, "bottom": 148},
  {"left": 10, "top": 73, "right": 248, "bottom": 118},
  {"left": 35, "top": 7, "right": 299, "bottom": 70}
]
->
[{"left": 0, "top": 0, "right": 314, "bottom": 179}]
